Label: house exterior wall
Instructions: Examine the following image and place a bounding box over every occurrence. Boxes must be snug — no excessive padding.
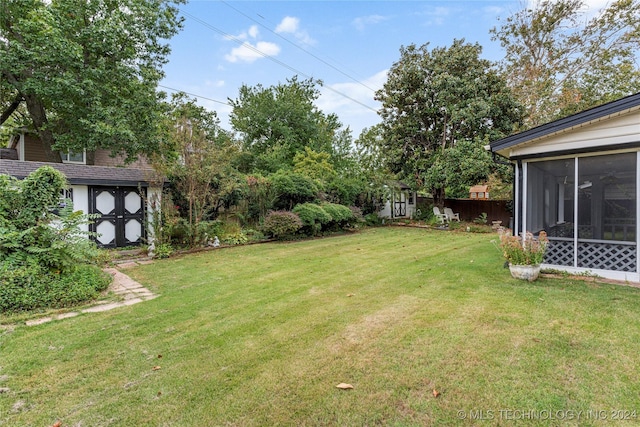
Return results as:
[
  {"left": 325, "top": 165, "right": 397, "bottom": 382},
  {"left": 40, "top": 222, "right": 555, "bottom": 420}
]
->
[
  {"left": 19, "top": 133, "right": 153, "bottom": 170},
  {"left": 4, "top": 132, "right": 162, "bottom": 248},
  {"left": 23, "top": 134, "right": 50, "bottom": 162},
  {"left": 504, "top": 110, "right": 640, "bottom": 159},
  {"left": 70, "top": 185, "right": 90, "bottom": 234}
]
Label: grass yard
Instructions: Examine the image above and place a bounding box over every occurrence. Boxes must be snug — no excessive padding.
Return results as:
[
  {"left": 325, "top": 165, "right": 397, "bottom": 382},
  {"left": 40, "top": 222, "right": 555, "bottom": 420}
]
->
[{"left": 1, "top": 227, "right": 640, "bottom": 426}]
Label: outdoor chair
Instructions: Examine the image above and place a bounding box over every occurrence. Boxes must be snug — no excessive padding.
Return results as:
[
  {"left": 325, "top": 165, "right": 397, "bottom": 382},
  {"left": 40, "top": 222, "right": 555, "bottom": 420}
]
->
[
  {"left": 433, "top": 207, "right": 448, "bottom": 224},
  {"left": 444, "top": 207, "right": 460, "bottom": 222}
]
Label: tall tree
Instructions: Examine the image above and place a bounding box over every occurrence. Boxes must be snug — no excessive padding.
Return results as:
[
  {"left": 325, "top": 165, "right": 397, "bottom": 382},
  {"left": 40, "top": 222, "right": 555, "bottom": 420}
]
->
[
  {"left": 152, "top": 94, "right": 243, "bottom": 246},
  {"left": 229, "top": 76, "right": 342, "bottom": 174},
  {"left": 0, "top": 0, "right": 184, "bottom": 162},
  {"left": 491, "top": 0, "right": 640, "bottom": 128},
  {"left": 375, "top": 40, "right": 523, "bottom": 207}
]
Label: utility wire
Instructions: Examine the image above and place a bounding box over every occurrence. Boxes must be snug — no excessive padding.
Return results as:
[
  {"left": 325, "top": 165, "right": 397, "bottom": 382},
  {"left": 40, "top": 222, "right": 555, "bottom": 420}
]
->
[
  {"left": 179, "top": 9, "right": 378, "bottom": 113},
  {"left": 158, "top": 84, "right": 230, "bottom": 106},
  {"left": 220, "top": 0, "right": 378, "bottom": 93}
]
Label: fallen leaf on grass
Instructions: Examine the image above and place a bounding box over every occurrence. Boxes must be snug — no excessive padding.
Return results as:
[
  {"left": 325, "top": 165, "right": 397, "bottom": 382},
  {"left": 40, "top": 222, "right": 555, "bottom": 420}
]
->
[
  {"left": 51, "top": 422, "right": 62, "bottom": 427},
  {"left": 432, "top": 389, "right": 440, "bottom": 398},
  {"left": 347, "top": 294, "right": 355, "bottom": 297},
  {"left": 336, "top": 383, "right": 354, "bottom": 390},
  {"left": 152, "top": 366, "right": 161, "bottom": 371}
]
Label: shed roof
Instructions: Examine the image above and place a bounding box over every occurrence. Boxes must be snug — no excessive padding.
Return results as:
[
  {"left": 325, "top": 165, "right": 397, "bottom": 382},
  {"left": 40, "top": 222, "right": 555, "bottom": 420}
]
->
[
  {"left": 490, "top": 92, "right": 640, "bottom": 156},
  {"left": 469, "top": 185, "right": 488, "bottom": 193},
  {"left": 0, "top": 159, "right": 163, "bottom": 187}
]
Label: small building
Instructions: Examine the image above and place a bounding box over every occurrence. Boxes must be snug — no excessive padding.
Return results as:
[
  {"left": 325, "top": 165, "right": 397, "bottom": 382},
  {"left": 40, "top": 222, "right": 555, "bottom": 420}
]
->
[
  {"left": 490, "top": 92, "right": 640, "bottom": 282},
  {"left": 1, "top": 132, "right": 163, "bottom": 248},
  {"left": 469, "top": 185, "right": 489, "bottom": 200},
  {"left": 378, "top": 181, "right": 418, "bottom": 220}
]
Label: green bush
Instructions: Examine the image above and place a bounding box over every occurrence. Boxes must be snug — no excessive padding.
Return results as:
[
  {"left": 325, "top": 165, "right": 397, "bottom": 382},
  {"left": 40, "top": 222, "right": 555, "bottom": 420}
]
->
[
  {"left": 293, "top": 203, "right": 332, "bottom": 235},
  {"left": 0, "top": 263, "right": 110, "bottom": 312},
  {"left": 321, "top": 203, "right": 354, "bottom": 229},
  {"left": 271, "top": 171, "right": 319, "bottom": 210},
  {"left": 325, "top": 177, "right": 365, "bottom": 206},
  {"left": 0, "top": 166, "right": 107, "bottom": 312},
  {"left": 364, "top": 213, "right": 384, "bottom": 226},
  {"left": 261, "top": 211, "right": 303, "bottom": 239}
]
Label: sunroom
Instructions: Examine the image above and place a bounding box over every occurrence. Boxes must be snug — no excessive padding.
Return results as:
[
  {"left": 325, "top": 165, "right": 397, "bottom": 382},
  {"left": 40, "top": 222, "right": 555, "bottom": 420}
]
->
[{"left": 491, "top": 93, "right": 640, "bottom": 282}]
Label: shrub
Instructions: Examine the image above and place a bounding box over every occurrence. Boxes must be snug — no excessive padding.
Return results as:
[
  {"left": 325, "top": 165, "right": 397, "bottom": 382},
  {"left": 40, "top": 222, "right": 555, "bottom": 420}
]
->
[
  {"left": 271, "top": 171, "right": 319, "bottom": 210},
  {"left": 364, "top": 213, "right": 384, "bottom": 226},
  {"left": 0, "top": 166, "right": 107, "bottom": 312},
  {"left": 321, "top": 203, "right": 354, "bottom": 224},
  {"left": 262, "top": 211, "right": 303, "bottom": 239},
  {"left": 293, "top": 203, "right": 332, "bottom": 235},
  {"left": 0, "top": 263, "right": 110, "bottom": 312}
]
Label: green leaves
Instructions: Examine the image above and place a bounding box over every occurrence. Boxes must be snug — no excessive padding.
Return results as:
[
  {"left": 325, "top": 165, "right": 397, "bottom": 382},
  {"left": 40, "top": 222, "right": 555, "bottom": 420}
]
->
[
  {"left": 375, "top": 40, "right": 522, "bottom": 203},
  {"left": 229, "top": 77, "right": 342, "bottom": 174},
  {"left": 0, "top": 0, "right": 185, "bottom": 160},
  {"left": 0, "top": 167, "right": 100, "bottom": 276},
  {"left": 492, "top": 0, "right": 640, "bottom": 128}
]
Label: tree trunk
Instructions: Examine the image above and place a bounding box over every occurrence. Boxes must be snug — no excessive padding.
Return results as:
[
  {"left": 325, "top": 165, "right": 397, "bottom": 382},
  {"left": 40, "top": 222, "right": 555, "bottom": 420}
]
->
[
  {"left": 23, "top": 93, "right": 62, "bottom": 163},
  {"left": 0, "top": 93, "right": 23, "bottom": 126},
  {"left": 432, "top": 187, "right": 446, "bottom": 209}
]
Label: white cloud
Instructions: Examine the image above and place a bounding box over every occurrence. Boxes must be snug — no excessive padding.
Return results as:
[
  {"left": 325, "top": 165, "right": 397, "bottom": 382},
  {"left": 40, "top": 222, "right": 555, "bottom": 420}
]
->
[
  {"left": 352, "top": 15, "right": 388, "bottom": 31},
  {"left": 275, "top": 16, "right": 299, "bottom": 34},
  {"left": 248, "top": 25, "right": 259, "bottom": 39},
  {"left": 224, "top": 41, "right": 280, "bottom": 63},
  {"left": 230, "top": 25, "right": 259, "bottom": 41},
  {"left": 275, "top": 16, "right": 315, "bottom": 46}
]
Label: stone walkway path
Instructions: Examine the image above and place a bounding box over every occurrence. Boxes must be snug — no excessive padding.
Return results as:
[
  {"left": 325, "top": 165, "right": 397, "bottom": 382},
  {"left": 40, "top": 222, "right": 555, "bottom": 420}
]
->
[{"left": 25, "top": 262, "right": 157, "bottom": 326}]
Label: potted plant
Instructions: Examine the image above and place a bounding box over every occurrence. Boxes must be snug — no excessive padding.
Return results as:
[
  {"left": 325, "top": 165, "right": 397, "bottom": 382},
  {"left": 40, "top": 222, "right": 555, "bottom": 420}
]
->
[{"left": 497, "top": 229, "right": 549, "bottom": 281}]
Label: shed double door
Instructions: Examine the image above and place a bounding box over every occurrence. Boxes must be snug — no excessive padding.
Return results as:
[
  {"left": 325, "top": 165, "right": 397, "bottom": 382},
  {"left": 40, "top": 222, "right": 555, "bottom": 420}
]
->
[
  {"left": 89, "top": 187, "right": 145, "bottom": 248},
  {"left": 394, "top": 193, "right": 407, "bottom": 217}
]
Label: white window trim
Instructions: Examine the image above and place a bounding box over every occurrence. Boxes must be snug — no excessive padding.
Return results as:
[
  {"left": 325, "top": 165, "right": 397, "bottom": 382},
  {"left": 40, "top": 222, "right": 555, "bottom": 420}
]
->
[{"left": 61, "top": 150, "right": 86, "bottom": 164}]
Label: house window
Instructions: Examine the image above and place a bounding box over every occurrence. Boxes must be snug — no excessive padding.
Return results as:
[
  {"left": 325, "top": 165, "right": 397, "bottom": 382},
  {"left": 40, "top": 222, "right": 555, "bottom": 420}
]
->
[
  {"left": 408, "top": 193, "right": 414, "bottom": 205},
  {"left": 53, "top": 188, "right": 74, "bottom": 215},
  {"left": 61, "top": 150, "right": 86, "bottom": 164}
]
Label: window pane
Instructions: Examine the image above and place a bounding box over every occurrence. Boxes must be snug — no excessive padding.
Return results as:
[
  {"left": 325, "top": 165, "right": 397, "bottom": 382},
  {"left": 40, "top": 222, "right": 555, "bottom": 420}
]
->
[
  {"left": 578, "top": 153, "right": 636, "bottom": 241},
  {"left": 68, "top": 151, "right": 84, "bottom": 162},
  {"left": 526, "top": 159, "right": 575, "bottom": 237}
]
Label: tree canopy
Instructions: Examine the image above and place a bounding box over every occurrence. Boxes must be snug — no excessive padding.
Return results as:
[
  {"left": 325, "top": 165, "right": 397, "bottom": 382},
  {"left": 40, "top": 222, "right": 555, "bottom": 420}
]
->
[
  {"left": 229, "top": 76, "right": 342, "bottom": 174},
  {"left": 492, "top": 0, "right": 640, "bottom": 128},
  {"left": 374, "top": 39, "right": 523, "bottom": 205},
  {"left": 0, "top": 0, "right": 184, "bottom": 162}
]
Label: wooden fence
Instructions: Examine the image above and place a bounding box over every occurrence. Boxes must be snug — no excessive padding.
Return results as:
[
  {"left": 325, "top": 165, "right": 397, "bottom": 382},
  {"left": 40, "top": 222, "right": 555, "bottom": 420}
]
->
[{"left": 418, "top": 197, "right": 513, "bottom": 227}]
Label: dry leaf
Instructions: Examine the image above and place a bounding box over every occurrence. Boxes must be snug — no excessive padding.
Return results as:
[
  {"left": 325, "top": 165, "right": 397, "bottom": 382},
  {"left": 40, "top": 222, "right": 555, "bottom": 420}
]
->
[
  {"left": 432, "top": 389, "right": 440, "bottom": 398},
  {"left": 336, "top": 383, "right": 354, "bottom": 390},
  {"left": 157, "top": 354, "right": 163, "bottom": 358},
  {"left": 347, "top": 293, "right": 355, "bottom": 297},
  {"left": 52, "top": 422, "right": 62, "bottom": 427},
  {"left": 152, "top": 366, "right": 161, "bottom": 371}
]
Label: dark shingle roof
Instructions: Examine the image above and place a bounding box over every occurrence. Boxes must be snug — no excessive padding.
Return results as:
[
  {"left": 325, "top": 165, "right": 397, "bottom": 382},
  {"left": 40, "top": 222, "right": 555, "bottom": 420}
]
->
[
  {"left": 491, "top": 92, "right": 640, "bottom": 155},
  {"left": 0, "top": 159, "right": 164, "bottom": 187}
]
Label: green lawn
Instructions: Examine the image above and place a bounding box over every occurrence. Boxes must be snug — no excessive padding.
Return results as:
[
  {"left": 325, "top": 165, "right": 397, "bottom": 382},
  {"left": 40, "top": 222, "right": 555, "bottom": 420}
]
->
[{"left": 2, "top": 227, "right": 640, "bottom": 426}]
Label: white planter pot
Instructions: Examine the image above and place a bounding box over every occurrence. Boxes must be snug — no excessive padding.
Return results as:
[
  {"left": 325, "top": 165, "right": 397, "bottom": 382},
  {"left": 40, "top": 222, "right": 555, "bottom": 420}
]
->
[{"left": 509, "top": 264, "right": 541, "bottom": 281}]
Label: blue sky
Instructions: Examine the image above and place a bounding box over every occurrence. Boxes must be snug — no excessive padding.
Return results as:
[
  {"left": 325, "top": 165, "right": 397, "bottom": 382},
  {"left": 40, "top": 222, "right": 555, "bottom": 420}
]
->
[{"left": 160, "top": 0, "right": 606, "bottom": 138}]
